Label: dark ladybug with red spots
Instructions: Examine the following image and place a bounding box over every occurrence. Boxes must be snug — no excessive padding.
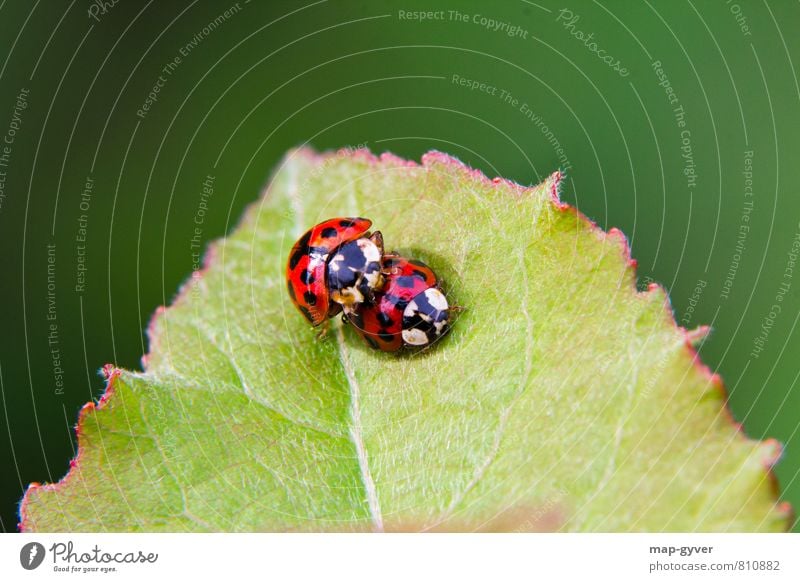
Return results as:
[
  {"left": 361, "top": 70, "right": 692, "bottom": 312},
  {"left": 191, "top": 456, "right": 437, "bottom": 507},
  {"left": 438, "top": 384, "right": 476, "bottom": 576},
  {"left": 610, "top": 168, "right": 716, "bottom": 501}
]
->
[
  {"left": 346, "top": 255, "right": 452, "bottom": 351},
  {"left": 286, "top": 217, "right": 385, "bottom": 326}
]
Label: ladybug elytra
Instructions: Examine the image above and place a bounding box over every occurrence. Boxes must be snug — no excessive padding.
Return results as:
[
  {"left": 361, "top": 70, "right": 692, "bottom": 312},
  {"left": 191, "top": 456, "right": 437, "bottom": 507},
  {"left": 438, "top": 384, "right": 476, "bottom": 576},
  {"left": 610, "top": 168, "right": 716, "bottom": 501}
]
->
[{"left": 346, "top": 256, "right": 452, "bottom": 351}]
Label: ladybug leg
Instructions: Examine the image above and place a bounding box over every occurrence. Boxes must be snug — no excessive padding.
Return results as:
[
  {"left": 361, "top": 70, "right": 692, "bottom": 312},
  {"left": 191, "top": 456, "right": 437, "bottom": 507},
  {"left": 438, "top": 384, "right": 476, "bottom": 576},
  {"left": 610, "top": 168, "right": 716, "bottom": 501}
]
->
[
  {"left": 315, "top": 320, "right": 330, "bottom": 340},
  {"left": 449, "top": 305, "right": 467, "bottom": 313}
]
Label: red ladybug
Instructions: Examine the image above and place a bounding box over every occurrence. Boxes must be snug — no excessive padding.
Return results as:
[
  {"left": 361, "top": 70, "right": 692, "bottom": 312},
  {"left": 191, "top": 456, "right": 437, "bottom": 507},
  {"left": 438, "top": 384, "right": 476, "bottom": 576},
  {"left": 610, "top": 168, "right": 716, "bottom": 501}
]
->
[
  {"left": 346, "top": 256, "right": 452, "bottom": 351},
  {"left": 286, "top": 217, "right": 385, "bottom": 326}
]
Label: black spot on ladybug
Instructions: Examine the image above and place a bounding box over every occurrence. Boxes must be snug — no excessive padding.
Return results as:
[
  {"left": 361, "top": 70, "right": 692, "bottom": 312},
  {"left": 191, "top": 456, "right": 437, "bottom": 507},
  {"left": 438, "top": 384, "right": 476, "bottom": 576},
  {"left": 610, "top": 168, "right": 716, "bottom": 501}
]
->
[
  {"left": 286, "top": 280, "right": 296, "bottom": 302},
  {"left": 296, "top": 230, "right": 311, "bottom": 247},
  {"left": 288, "top": 248, "right": 304, "bottom": 270},
  {"left": 303, "top": 291, "right": 317, "bottom": 306},
  {"left": 365, "top": 336, "right": 379, "bottom": 349},
  {"left": 299, "top": 270, "right": 315, "bottom": 285},
  {"left": 411, "top": 268, "right": 429, "bottom": 280},
  {"left": 395, "top": 276, "right": 417, "bottom": 289},
  {"left": 289, "top": 232, "right": 312, "bottom": 269},
  {"left": 384, "top": 257, "right": 400, "bottom": 267},
  {"left": 378, "top": 330, "right": 394, "bottom": 342},
  {"left": 377, "top": 311, "right": 393, "bottom": 327},
  {"left": 320, "top": 227, "right": 337, "bottom": 238},
  {"left": 339, "top": 219, "right": 357, "bottom": 228}
]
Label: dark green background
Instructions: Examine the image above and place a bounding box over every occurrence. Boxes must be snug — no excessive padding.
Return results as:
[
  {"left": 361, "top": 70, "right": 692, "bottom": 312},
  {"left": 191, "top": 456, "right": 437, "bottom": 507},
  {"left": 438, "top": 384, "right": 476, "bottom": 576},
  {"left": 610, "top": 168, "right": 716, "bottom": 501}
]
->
[{"left": 0, "top": 0, "right": 797, "bottom": 531}]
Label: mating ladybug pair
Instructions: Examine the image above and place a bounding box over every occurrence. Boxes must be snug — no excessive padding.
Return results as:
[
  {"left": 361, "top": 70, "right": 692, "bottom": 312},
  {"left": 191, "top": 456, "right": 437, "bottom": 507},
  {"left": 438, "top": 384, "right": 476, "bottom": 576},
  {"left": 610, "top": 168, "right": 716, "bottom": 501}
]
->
[{"left": 286, "top": 217, "right": 453, "bottom": 351}]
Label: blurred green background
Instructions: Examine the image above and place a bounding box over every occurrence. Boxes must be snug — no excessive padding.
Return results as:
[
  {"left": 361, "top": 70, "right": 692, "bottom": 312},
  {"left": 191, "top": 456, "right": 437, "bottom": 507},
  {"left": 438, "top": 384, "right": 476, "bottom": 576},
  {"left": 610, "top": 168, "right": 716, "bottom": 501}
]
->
[{"left": 0, "top": 0, "right": 798, "bottom": 531}]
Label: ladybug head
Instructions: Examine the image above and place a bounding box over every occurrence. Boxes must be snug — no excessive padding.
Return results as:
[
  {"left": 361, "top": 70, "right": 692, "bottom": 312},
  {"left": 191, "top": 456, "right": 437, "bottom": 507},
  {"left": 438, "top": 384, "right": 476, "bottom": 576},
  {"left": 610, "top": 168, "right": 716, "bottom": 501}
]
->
[{"left": 326, "top": 233, "right": 385, "bottom": 309}]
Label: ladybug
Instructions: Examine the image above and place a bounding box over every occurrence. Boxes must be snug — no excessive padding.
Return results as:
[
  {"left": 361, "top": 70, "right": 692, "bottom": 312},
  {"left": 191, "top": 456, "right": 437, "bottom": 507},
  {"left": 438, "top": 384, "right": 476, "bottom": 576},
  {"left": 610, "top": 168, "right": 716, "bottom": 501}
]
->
[
  {"left": 346, "top": 256, "right": 452, "bottom": 351},
  {"left": 286, "top": 217, "right": 385, "bottom": 326}
]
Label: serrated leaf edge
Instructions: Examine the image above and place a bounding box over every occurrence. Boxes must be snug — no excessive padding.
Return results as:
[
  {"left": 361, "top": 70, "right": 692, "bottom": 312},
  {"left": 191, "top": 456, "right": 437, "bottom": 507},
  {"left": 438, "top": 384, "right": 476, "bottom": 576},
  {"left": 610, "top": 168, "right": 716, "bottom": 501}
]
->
[{"left": 19, "top": 147, "right": 793, "bottom": 532}]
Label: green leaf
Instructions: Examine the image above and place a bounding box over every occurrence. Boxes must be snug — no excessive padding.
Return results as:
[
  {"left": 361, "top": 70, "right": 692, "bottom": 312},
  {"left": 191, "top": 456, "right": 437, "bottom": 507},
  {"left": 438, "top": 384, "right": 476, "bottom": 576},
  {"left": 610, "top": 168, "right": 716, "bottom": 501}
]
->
[{"left": 21, "top": 148, "right": 790, "bottom": 532}]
